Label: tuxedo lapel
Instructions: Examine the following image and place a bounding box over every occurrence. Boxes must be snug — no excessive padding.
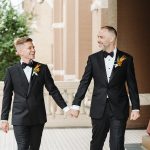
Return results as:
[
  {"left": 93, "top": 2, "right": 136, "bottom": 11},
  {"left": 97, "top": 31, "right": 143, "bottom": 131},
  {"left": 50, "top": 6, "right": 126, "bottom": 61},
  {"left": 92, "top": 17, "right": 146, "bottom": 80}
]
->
[
  {"left": 16, "top": 63, "right": 29, "bottom": 94},
  {"left": 109, "top": 49, "right": 123, "bottom": 82},
  {"left": 27, "top": 61, "right": 38, "bottom": 96},
  {"left": 97, "top": 51, "right": 108, "bottom": 84},
  {"left": 26, "top": 68, "right": 33, "bottom": 97},
  {"left": 17, "top": 62, "right": 37, "bottom": 97}
]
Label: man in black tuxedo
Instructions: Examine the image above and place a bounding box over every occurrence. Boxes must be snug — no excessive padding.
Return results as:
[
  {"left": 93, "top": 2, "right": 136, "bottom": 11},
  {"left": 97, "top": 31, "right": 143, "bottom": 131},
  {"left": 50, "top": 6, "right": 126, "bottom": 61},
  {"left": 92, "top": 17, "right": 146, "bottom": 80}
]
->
[
  {"left": 71, "top": 26, "right": 140, "bottom": 150},
  {"left": 0, "top": 37, "right": 70, "bottom": 150}
]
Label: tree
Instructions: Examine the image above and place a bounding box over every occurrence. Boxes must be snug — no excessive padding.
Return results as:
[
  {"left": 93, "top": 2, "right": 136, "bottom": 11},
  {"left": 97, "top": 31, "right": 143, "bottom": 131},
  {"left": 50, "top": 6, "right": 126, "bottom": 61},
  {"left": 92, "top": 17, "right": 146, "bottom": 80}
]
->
[{"left": 0, "top": 0, "right": 32, "bottom": 80}]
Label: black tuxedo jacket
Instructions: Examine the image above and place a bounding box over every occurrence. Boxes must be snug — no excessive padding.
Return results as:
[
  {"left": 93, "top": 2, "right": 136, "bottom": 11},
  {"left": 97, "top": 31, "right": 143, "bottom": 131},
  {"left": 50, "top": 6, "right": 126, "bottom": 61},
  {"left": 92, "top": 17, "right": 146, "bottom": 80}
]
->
[
  {"left": 1, "top": 61, "right": 67, "bottom": 125},
  {"left": 73, "top": 49, "right": 140, "bottom": 119}
]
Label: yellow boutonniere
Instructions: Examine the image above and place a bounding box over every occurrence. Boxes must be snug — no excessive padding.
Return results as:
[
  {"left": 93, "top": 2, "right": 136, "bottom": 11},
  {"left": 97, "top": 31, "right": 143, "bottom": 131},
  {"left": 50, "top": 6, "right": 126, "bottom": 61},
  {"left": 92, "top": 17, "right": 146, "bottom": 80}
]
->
[
  {"left": 32, "top": 64, "right": 41, "bottom": 76},
  {"left": 115, "top": 55, "right": 126, "bottom": 68}
]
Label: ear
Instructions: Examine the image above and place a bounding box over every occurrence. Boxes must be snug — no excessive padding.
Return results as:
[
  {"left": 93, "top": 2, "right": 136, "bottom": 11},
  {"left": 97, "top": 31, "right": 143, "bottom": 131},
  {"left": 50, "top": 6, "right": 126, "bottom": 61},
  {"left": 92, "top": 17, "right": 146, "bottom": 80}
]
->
[
  {"left": 15, "top": 49, "right": 21, "bottom": 56},
  {"left": 110, "top": 36, "right": 116, "bottom": 43},
  {"left": 15, "top": 45, "right": 23, "bottom": 56},
  {"left": 109, "top": 36, "right": 113, "bottom": 42}
]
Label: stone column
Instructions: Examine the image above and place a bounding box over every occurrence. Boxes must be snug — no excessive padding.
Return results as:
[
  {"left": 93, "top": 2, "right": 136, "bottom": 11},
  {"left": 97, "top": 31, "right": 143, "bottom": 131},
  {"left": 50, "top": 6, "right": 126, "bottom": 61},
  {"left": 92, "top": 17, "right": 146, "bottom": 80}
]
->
[
  {"left": 23, "top": 0, "right": 53, "bottom": 64},
  {"left": 75, "top": 0, "right": 92, "bottom": 79},
  {"left": 92, "top": 10, "right": 102, "bottom": 53},
  {"left": 63, "top": 0, "right": 76, "bottom": 81},
  {"left": 108, "top": 0, "right": 117, "bottom": 29},
  {"left": 91, "top": 0, "right": 117, "bottom": 52},
  {"left": 53, "top": 0, "right": 64, "bottom": 80}
]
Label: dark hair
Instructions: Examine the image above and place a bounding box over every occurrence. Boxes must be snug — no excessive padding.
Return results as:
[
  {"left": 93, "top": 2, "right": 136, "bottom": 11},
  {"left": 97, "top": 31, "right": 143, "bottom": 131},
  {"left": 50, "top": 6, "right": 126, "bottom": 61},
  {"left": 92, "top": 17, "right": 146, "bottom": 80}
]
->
[
  {"left": 14, "top": 37, "right": 33, "bottom": 48},
  {"left": 101, "top": 26, "right": 117, "bottom": 37}
]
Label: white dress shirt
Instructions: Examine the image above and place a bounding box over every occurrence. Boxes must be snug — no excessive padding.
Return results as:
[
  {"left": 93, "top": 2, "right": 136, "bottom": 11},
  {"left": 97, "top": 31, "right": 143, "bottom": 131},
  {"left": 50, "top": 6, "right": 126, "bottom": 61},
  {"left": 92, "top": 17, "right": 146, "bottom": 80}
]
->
[
  {"left": 21, "top": 60, "right": 32, "bottom": 83},
  {"left": 104, "top": 48, "right": 117, "bottom": 82}
]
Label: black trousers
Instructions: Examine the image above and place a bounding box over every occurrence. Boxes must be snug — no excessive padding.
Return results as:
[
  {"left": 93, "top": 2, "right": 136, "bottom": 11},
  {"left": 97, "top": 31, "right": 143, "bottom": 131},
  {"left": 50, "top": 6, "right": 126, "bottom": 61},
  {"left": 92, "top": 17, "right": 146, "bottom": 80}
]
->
[
  {"left": 90, "top": 100, "right": 127, "bottom": 150},
  {"left": 13, "top": 124, "right": 44, "bottom": 150}
]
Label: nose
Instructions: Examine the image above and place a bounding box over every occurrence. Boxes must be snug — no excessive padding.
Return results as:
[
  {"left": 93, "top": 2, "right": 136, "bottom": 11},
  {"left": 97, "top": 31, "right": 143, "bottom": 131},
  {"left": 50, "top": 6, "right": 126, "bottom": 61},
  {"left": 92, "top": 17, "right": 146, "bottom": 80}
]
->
[
  {"left": 97, "top": 35, "right": 100, "bottom": 41},
  {"left": 97, "top": 39, "right": 101, "bottom": 44},
  {"left": 31, "top": 47, "right": 35, "bottom": 52}
]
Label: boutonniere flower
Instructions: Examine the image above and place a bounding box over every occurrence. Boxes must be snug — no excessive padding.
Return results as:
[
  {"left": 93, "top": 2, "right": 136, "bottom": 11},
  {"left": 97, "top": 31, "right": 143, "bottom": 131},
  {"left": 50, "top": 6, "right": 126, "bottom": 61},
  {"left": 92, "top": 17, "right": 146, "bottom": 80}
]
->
[
  {"left": 32, "top": 64, "right": 41, "bottom": 76},
  {"left": 114, "top": 55, "right": 126, "bottom": 68}
]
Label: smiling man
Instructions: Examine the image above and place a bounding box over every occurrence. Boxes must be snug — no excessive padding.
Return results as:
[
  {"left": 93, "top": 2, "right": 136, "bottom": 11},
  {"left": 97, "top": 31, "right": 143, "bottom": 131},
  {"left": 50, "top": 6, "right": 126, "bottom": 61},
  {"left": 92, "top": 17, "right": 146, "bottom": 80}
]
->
[
  {"left": 71, "top": 26, "right": 140, "bottom": 150},
  {"left": 0, "top": 37, "right": 70, "bottom": 150}
]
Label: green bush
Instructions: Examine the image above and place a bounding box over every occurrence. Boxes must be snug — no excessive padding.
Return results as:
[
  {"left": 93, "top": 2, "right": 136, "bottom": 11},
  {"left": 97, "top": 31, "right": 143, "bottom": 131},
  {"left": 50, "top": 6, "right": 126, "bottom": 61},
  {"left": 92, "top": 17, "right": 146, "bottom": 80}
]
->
[{"left": 0, "top": 0, "right": 32, "bottom": 80}]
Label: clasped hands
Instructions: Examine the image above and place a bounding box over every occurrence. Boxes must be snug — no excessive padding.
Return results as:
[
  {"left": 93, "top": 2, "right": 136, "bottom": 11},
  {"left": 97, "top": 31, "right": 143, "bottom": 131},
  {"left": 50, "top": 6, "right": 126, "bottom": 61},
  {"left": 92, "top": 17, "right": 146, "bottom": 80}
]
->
[
  {"left": 66, "top": 108, "right": 80, "bottom": 118},
  {"left": 1, "top": 107, "right": 80, "bottom": 133}
]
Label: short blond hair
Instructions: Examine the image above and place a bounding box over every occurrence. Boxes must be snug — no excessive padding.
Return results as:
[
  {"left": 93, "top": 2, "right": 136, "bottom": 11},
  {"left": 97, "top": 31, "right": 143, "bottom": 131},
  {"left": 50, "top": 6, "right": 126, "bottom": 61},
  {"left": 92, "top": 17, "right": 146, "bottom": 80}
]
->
[{"left": 14, "top": 37, "right": 33, "bottom": 48}]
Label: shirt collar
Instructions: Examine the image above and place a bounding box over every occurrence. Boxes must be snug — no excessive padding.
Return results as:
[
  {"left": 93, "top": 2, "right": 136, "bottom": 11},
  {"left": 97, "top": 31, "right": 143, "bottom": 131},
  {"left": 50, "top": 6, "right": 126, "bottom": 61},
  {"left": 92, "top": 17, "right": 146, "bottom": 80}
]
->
[
  {"left": 20, "top": 60, "right": 23, "bottom": 64},
  {"left": 113, "top": 48, "right": 117, "bottom": 58}
]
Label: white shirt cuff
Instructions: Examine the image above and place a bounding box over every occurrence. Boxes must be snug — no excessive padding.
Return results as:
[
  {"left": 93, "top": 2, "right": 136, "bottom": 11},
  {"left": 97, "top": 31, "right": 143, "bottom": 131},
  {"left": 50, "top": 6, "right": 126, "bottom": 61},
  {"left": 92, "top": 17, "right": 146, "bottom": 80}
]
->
[
  {"left": 71, "top": 105, "right": 80, "bottom": 110},
  {"left": 63, "top": 106, "right": 70, "bottom": 112},
  {"left": 1, "top": 120, "right": 8, "bottom": 123},
  {"left": 132, "top": 109, "right": 139, "bottom": 112}
]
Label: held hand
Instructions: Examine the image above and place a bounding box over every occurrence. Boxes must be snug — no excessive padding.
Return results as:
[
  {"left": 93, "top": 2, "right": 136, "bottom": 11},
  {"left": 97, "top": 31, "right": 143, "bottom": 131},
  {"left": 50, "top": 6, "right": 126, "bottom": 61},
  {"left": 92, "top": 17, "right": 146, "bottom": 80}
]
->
[
  {"left": 130, "top": 111, "right": 140, "bottom": 120},
  {"left": 70, "top": 109, "right": 80, "bottom": 118},
  {"left": 65, "top": 109, "right": 72, "bottom": 117},
  {"left": 1, "top": 122, "right": 9, "bottom": 133}
]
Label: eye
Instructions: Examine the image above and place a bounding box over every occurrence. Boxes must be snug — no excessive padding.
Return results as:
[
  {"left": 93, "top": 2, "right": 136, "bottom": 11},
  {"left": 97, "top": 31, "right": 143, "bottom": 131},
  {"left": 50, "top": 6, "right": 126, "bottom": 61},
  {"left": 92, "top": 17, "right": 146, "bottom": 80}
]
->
[{"left": 28, "top": 46, "right": 34, "bottom": 50}]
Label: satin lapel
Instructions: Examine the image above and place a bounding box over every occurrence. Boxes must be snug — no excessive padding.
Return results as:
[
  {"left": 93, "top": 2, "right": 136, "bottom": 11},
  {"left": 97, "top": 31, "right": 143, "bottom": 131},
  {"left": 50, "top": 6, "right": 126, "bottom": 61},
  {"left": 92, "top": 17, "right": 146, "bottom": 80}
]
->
[
  {"left": 17, "top": 62, "right": 29, "bottom": 93},
  {"left": 109, "top": 49, "right": 122, "bottom": 82},
  {"left": 27, "top": 61, "right": 38, "bottom": 96},
  {"left": 26, "top": 68, "right": 33, "bottom": 97},
  {"left": 97, "top": 51, "right": 108, "bottom": 84}
]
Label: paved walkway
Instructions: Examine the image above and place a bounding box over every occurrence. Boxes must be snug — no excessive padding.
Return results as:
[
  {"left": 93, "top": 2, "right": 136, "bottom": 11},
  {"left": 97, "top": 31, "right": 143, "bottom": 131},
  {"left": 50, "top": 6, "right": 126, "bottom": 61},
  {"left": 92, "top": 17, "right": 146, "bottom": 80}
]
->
[{"left": 0, "top": 128, "right": 147, "bottom": 150}]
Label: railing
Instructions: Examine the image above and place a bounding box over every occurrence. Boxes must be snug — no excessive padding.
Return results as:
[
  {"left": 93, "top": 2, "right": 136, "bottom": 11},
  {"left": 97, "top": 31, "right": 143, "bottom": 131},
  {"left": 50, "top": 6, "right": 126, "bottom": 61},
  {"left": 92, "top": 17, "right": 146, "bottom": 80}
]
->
[
  {"left": 0, "top": 81, "right": 93, "bottom": 127},
  {"left": 0, "top": 81, "right": 150, "bottom": 128}
]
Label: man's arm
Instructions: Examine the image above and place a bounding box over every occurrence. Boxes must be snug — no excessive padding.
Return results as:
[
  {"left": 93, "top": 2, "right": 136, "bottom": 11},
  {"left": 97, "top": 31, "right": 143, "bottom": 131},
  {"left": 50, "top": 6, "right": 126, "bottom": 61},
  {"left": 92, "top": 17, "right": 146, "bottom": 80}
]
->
[
  {"left": 71, "top": 56, "right": 93, "bottom": 117},
  {"left": 44, "top": 65, "right": 69, "bottom": 111},
  {"left": 1, "top": 68, "right": 13, "bottom": 120},
  {"left": 1, "top": 68, "right": 13, "bottom": 132},
  {"left": 126, "top": 56, "right": 140, "bottom": 120}
]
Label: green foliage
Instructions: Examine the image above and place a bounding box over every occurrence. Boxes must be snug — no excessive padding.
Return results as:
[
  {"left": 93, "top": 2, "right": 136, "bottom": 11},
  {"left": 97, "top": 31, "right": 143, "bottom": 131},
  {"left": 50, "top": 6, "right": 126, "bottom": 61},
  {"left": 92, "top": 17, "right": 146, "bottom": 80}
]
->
[{"left": 0, "top": 0, "right": 32, "bottom": 80}]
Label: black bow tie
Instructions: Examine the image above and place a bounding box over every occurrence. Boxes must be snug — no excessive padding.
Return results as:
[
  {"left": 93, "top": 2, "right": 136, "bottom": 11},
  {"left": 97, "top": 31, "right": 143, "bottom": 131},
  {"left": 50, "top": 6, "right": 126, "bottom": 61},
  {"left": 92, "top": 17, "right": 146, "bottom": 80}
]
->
[
  {"left": 22, "top": 61, "right": 34, "bottom": 69},
  {"left": 103, "top": 51, "right": 114, "bottom": 58}
]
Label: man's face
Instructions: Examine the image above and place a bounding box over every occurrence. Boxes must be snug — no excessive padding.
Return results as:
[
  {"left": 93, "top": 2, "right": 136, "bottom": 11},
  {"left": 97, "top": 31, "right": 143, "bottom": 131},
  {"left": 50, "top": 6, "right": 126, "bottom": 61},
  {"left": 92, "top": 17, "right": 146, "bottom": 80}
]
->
[
  {"left": 97, "top": 29, "right": 112, "bottom": 50},
  {"left": 18, "top": 41, "right": 35, "bottom": 60}
]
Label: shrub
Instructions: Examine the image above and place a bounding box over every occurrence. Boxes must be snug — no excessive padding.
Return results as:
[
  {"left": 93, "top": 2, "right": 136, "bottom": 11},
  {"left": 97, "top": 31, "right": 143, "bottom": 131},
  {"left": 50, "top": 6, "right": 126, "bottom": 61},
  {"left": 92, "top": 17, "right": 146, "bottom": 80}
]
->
[{"left": 0, "top": 0, "right": 32, "bottom": 80}]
